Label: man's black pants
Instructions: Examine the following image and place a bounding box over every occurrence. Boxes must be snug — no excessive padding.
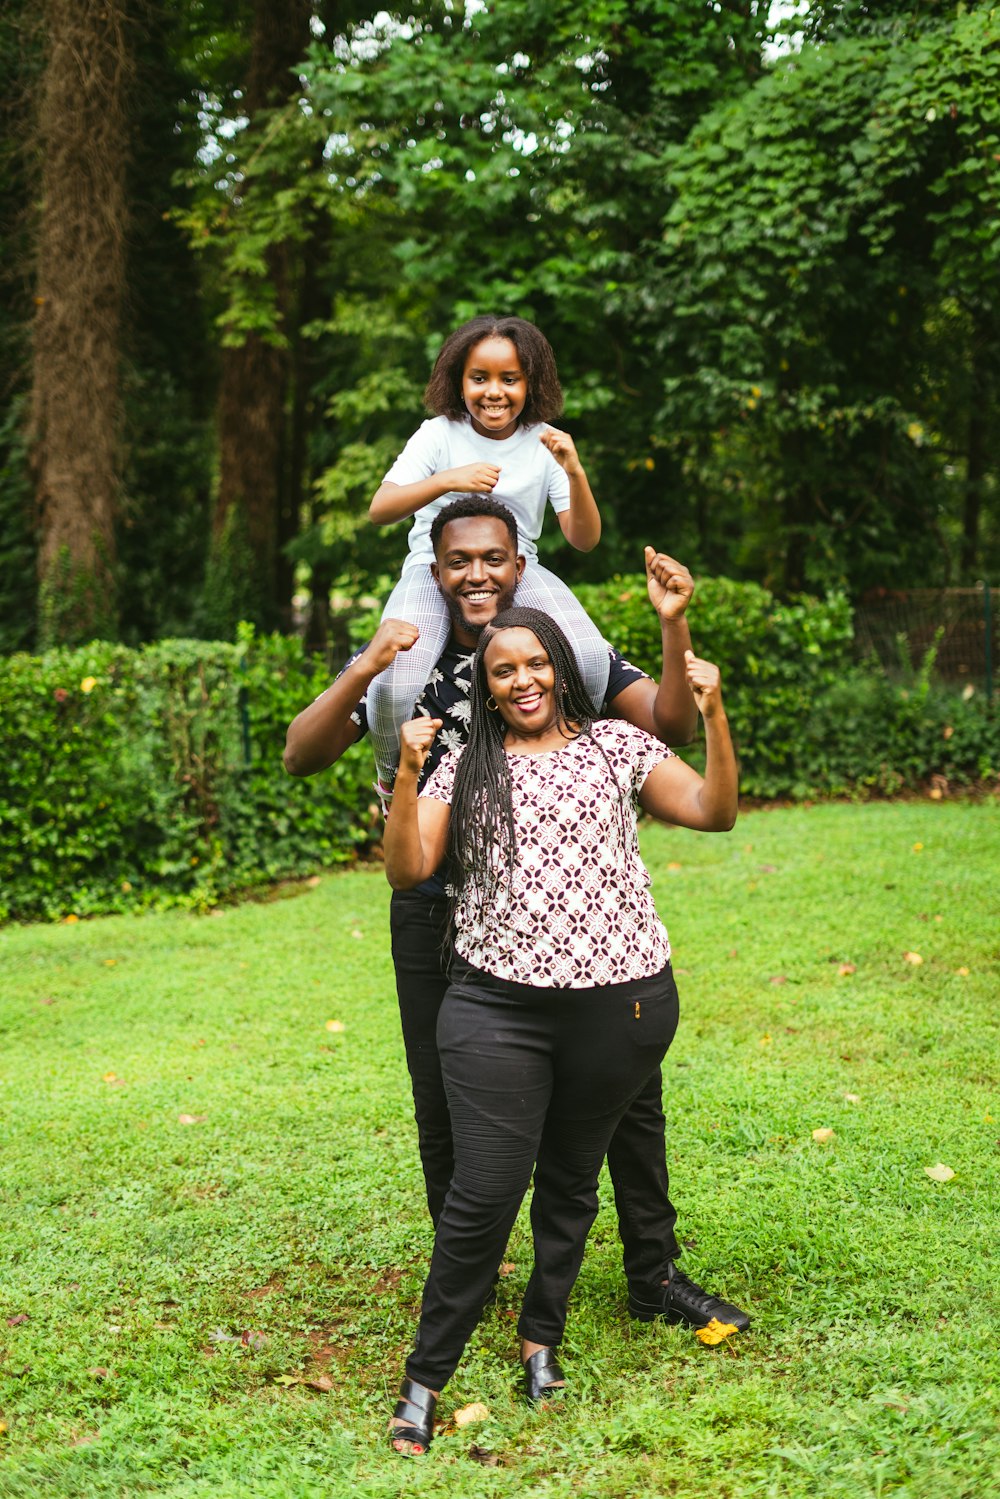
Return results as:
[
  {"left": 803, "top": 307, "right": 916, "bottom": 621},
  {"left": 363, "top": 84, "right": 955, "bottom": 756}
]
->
[{"left": 390, "top": 889, "right": 681, "bottom": 1296}]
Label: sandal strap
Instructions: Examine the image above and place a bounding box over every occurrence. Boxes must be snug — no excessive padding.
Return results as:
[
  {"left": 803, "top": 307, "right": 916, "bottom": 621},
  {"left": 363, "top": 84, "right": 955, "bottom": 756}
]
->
[
  {"left": 392, "top": 1378, "right": 437, "bottom": 1432},
  {"left": 523, "top": 1346, "right": 566, "bottom": 1401}
]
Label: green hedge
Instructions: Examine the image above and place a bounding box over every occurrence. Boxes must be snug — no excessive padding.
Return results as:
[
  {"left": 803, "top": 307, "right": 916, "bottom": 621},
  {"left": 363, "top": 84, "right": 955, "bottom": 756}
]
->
[
  {"left": 576, "top": 574, "right": 1000, "bottom": 799},
  {"left": 0, "top": 627, "right": 376, "bottom": 922},
  {"left": 1, "top": 581, "right": 997, "bottom": 921}
]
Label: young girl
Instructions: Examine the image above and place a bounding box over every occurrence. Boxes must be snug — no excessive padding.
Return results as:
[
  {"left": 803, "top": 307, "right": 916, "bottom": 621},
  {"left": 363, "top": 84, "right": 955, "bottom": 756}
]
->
[{"left": 367, "top": 315, "right": 611, "bottom": 792}]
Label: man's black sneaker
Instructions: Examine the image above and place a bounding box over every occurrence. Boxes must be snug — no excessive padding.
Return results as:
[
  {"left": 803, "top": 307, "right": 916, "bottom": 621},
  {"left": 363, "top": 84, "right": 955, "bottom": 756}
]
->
[{"left": 628, "top": 1262, "right": 750, "bottom": 1332}]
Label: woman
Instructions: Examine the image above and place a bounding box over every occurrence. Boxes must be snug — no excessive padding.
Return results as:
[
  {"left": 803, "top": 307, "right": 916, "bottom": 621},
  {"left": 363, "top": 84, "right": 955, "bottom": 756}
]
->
[{"left": 382, "top": 607, "right": 737, "bottom": 1454}]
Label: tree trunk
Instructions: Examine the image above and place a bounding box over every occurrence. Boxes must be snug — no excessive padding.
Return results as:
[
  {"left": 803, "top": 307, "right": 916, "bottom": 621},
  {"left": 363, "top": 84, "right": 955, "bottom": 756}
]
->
[
  {"left": 211, "top": 0, "right": 311, "bottom": 634},
  {"left": 30, "top": 0, "right": 131, "bottom": 644}
]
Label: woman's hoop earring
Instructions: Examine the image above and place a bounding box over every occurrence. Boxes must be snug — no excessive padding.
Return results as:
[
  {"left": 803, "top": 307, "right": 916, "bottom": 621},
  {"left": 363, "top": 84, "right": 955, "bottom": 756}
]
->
[{"left": 486, "top": 695, "right": 499, "bottom": 711}]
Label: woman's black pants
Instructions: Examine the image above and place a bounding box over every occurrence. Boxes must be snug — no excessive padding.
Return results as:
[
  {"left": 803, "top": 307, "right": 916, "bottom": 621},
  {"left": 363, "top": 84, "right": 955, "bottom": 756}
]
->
[
  {"left": 390, "top": 890, "right": 682, "bottom": 1291},
  {"left": 404, "top": 959, "right": 679, "bottom": 1393}
]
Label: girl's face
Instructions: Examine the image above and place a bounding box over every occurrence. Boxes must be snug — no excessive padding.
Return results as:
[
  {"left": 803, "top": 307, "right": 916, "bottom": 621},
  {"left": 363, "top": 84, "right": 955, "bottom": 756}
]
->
[
  {"left": 483, "top": 628, "right": 557, "bottom": 735},
  {"left": 462, "top": 337, "right": 528, "bottom": 438}
]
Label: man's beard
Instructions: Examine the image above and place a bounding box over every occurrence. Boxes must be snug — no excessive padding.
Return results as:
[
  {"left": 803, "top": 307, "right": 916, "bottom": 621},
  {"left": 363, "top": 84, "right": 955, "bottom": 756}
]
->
[{"left": 441, "top": 579, "right": 518, "bottom": 637}]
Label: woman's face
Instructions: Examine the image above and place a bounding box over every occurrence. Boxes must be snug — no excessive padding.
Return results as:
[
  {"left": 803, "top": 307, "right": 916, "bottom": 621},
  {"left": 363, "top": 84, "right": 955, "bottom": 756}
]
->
[
  {"left": 462, "top": 337, "right": 527, "bottom": 438},
  {"left": 483, "top": 628, "right": 557, "bottom": 734}
]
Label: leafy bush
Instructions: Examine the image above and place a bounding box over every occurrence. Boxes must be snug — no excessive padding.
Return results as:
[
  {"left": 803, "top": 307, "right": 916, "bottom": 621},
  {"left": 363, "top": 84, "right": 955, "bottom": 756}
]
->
[
  {"left": 576, "top": 573, "right": 998, "bottom": 798},
  {"left": 0, "top": 629, "right": 376, "bottom": 922}
]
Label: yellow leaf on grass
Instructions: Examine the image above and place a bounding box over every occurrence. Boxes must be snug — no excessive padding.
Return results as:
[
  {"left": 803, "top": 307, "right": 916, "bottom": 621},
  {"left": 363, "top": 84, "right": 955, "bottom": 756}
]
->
[
  {"left": 667, "top": 861, "right": 682, "bottom": 872},
  {"left": 103, "top": 1072, "right": 118, "bottom": 1083},
  {"left": 838, "top": 963, "right": 856, "bottom": 976},
  {"left": 912, "top": 842, "right": 923, "bottom": 852},
  {"left": 956, "top": 967, "right": 969, "bottom": 977},
  {"left": 454, "top": 1402, "right": 490, "bottom": 1427},
  {"left": 695, "top": 1318, "right": 739, "bottom": 1346},
  {"left": 273, "top": 1374, "right": 300, "bottom": 1387},
  {"left": 812, "top": 1128, "right": 835, "bottom": 1143},
  {"left": 843, "top": 1093, "right": 861, "bottom": 1105},
  {"left": 325, "top": 1019, "right": 346, "bottom": 1033},
  {"left": 903, "top": 951, "right": 923, "bottom": 966},
  {"left": 178, "top": 1113, "right": 207, "bottom": 1125},
  {"left": 80, "top": 677, "right": 97, "bottom": 694},
  {"left": 924, "top": 1163, "right": 955, "bottom": 1183}
]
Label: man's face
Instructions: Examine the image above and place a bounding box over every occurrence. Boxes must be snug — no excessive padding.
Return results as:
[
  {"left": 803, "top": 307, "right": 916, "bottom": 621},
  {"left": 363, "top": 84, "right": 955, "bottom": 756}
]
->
[{"left": 430, "top": 516, "right": 524, "bottom": 639}]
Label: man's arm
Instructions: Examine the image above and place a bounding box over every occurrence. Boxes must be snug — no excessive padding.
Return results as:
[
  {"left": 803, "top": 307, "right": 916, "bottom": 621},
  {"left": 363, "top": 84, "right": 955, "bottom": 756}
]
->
[
  {"left": 606, "top": 549, "right": 699, "bottom": 746},
  {"left": 283, "top": 619, "right": 419, "bottom": 777}
]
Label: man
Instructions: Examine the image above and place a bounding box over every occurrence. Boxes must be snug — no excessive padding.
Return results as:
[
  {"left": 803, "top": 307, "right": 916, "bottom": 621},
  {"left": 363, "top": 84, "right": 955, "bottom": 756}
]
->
[{"left": 284, "top": 495, "right": 749, "bottom": 1331}]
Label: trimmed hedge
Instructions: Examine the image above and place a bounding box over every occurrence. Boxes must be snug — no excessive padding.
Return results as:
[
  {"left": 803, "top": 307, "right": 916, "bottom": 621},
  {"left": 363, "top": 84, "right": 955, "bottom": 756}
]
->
[
  {"left": 578, "top": 573, "right": 1000, "bottom": 798},
  {"left": 0, "top": 627, "right": 377, "bottom": 922},
  {"left": 1, "top": 580, "right": 997, "bottom": 920}
]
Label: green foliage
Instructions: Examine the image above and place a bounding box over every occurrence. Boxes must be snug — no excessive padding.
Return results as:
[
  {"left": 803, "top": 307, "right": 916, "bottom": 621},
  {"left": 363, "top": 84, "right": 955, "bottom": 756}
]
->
[
  {"left": 578, "top": 572, "right": 999, "bottom": 797},
  {"left": 655, "top": 5, "right": 1000, "bottom": 590},
  {"left": 37, "top": 544, "right": 118, "bottom": 652},
  {"left": 199, "top": 507, "right": 265, "bottom": 641},
  {"left": 0, "top": 628, "right": 375, "bottom": 923}
]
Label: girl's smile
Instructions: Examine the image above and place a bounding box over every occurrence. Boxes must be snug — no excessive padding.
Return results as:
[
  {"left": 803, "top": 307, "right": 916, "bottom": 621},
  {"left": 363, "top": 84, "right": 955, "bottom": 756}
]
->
[{"left": 462, "top": 337, "right": 528, "bottom": 439}]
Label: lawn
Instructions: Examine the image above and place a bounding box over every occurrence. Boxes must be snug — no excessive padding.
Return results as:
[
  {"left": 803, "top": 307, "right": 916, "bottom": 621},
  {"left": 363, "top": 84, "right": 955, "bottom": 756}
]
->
[{"left": 1, "top": 800, "right": 998, "bottom": 1499}]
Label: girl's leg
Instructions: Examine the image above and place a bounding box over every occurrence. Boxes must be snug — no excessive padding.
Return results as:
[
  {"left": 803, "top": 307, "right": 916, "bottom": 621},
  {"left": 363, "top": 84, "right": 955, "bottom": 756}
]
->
[
  {"left": 367, "top": 566, "right": 450, "bottom": 792},
  {"left": 514, "top": 563, "right": 611, "bottom": 711},
  {"left": 404, "top": 982, "right": 555, "bottom": 1394},
  {"left": 518, "top": 967, "right": 680, "bottom": 1349}
]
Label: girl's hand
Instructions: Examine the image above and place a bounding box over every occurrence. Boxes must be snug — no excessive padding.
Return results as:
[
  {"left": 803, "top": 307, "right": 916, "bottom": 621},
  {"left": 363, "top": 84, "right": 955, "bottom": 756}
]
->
[
  {"left": 447, "top": 462, "right": 500, "bottom": 493},
  {"left": 684, "top": 650, "right": 725, "bottom": 720},
  {"left": 540, "top": 425, "right": 583, "bottom": 476},
  {"left": 398, "top": 717, "right": 443, "bottom": 777}
]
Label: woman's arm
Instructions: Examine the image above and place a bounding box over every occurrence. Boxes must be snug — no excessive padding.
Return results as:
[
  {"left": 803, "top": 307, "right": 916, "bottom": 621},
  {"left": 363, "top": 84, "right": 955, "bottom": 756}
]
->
[
  {"left": 369, "top": 464, "right": 501, "bottom": 525},
  {"left": 543, "top": 426, "right": 601, "bottom": 552},
  {"left": 383, "top": 718, "right": 452, "bottom": 888},
  {"left": 637, "top": 652, "right": 738, "bottom": 832}
]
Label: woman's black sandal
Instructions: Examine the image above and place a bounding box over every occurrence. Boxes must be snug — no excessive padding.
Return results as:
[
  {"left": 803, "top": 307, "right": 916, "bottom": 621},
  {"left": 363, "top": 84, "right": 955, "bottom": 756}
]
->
[
  {"left": 523, "top": 1347, "right": 566, "bottom": 1404},
  {"left": 389, "top": 1378, "right": 437, "bottom": 1455}
]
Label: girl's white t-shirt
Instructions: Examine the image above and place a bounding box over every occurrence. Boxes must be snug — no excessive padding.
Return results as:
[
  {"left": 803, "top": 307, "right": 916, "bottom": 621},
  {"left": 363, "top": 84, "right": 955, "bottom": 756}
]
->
[{"left": 383, "top": 415, "right": 571, "bottom": 572}]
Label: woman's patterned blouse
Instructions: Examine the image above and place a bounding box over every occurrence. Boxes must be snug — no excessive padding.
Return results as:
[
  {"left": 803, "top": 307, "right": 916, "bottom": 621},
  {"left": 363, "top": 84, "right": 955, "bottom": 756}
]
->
[{"left": 421, "top": 719, "right": 674, "bottom": 987}]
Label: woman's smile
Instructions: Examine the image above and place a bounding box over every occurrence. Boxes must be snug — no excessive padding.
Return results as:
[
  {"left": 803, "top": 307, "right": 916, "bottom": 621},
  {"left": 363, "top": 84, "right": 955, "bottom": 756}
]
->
[{"left": 483, "top": 627, "right": 563, "bottom": 745}]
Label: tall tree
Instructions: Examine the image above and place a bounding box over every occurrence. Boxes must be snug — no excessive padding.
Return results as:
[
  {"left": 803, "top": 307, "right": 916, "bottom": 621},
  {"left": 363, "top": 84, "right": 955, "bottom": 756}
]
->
[
  {"left": 30, "top": 0, "right": 133, "bottom": 644},
  {"left": 204, "top": 0, "right": 313, "bottom": 635},
  {"left": 653, "top": 4, "right": 1000, "bottom": 591},
  {"left": 0, "top": 0, "right": 41, "bottom": 651}
]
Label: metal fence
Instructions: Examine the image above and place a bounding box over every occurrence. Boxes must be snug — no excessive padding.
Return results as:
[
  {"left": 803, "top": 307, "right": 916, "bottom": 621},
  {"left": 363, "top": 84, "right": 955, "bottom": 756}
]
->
[{"left": 853, "top": 584, "right": 996, "bottom": 698}]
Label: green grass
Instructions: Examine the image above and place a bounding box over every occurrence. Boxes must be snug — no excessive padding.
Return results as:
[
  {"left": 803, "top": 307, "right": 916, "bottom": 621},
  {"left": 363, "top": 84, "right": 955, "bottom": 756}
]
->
[{"left": 1, "top": 800, "right": 998, "bottom": 1498}]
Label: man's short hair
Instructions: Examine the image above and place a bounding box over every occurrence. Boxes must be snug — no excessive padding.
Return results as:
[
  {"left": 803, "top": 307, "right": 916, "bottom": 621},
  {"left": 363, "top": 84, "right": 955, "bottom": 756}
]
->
[{"left": 429, "top": 495, "right": 519, "bottom": 556}]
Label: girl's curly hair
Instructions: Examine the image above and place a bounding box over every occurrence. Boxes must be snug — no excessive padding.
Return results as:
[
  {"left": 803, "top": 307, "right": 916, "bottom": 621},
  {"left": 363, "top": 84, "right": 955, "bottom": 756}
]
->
[{"left": 424, "top": 316, "right": 563, "bottom": 425}]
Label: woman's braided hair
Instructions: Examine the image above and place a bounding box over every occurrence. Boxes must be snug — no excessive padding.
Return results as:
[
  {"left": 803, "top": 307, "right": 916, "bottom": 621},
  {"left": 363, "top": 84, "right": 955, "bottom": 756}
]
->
[{"left": 446, "top": 608, "right": 630, "bottom": 936}]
